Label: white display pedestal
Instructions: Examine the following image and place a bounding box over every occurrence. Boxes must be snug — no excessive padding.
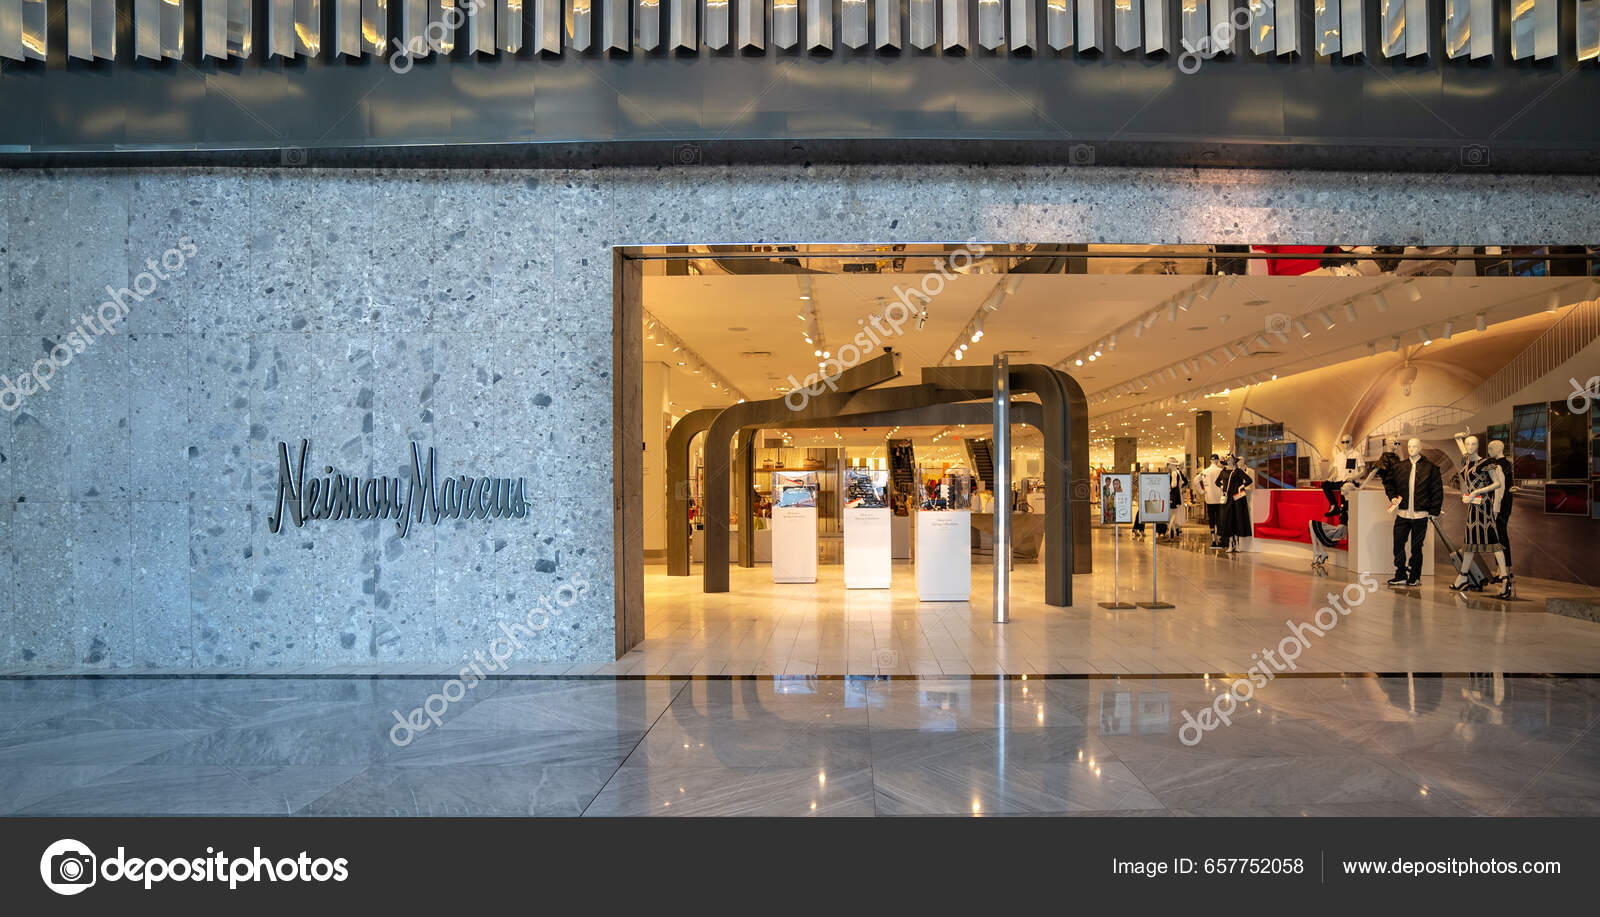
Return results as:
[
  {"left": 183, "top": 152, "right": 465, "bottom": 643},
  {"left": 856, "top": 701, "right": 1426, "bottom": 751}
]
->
[
  {"left": 1348, "top": 489, "right": 1435, "bottom": 577},
  {"left": 770, "top": 506, "right": 818, "bottom": 583},
  {"left": 915, "top": 510, "right": 972, "bottom": 601},
  {"left": 844, "top": 506, "right": 892, "bottom": 589}
]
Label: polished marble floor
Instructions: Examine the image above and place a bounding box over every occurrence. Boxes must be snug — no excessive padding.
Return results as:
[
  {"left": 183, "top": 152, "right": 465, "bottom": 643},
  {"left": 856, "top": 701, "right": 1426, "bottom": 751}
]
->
[
  {"left": 3, "top": 674, "right": 1597, "bottom": 816},
  {"left": 616, "top": 531, "right": 1600, "bottom": 677}
]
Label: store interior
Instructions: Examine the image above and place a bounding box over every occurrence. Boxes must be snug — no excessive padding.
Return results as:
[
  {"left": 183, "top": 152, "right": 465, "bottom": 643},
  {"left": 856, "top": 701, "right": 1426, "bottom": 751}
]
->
[{"left": 625, "top": 244, "right": 1600, "bottom": 675}]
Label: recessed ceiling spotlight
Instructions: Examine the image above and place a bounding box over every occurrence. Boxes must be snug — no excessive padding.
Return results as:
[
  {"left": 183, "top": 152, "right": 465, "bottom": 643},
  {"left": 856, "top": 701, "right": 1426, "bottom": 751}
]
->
[
  {"left": 1197, "top": 276, "right": 1221, "bottom": 300},
  {"left": 1374, "top": 291, "right": 1391, "bottom": 313},
  {"left": 1545, "top": 292, "right": 1561, "bottom": 313},
  {"left": 1294, "top": 319, "right": 1312, "bottom": 338},
  {"left": 1168, "top": 302, "right": 1180, "bottom": 322},
  {"left": 1475, "top": 312, "right": 1487, "bottom": 332},
  {"left": 1420, "top": 327, "right": 1432, "bottom": 345},
  {"left": 1441, "top": 321, "right": 1454, "bottom": 340},
  {"left": 1074, "top": 357, "right": 1084, "bottom": 366},
  {"left": 1108, "top": 333, "right": 1118, "bottom": 351},
  {"left": 1389, "top": 335, "right": 1401, "bottom": 352},
  {"left": 1366, "top": 341, "right": 1376, "bottom": 356},
  {"left": 1318, "top": 309, "right": 1336, "bottom": 330},
  {"left": 1403, "top": 280, "right": 1422, "bottom": 302},
  {"left": 1254, "top": 334, "right": 1271, "bottom": 350},
  {"left": 1143, "top": 312, "right": 1159, "bottom": 329},
  {"left": 1223, "top": 344, "right": 1238, "bottom": 361},
  {"left": 1343, "top": 302, "right": 1359, "bottom": 323},
  {"left": 1203, "top": 353, "right": 1219, "bottom": 367}
]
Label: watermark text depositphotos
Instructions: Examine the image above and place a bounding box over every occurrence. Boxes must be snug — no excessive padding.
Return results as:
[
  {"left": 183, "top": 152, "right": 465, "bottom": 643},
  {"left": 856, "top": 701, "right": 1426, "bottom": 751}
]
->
[
  {"left": 784, "top": 240, "right": 989, "bottom": 412},
  {"left": 1, "top": 236, "right": 197, "bottom": 414},
  {"left": 388, "top": 577, "right": 591, "bottom": 746},
  {"left": 1179, "top": 571, "right": 1380, "bottom": 745}
]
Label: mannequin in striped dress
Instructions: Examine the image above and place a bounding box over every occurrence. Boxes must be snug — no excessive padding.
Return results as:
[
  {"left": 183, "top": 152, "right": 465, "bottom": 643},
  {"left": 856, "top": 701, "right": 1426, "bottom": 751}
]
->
[{"left": 1450, "top": 432, "right": 1513, "bottom": 598}]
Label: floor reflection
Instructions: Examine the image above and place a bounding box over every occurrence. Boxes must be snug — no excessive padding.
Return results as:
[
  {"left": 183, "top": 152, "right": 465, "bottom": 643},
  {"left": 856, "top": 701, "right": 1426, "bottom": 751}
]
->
[{"left": 2, "top": 673, "right": 1595, "bottom": 816}]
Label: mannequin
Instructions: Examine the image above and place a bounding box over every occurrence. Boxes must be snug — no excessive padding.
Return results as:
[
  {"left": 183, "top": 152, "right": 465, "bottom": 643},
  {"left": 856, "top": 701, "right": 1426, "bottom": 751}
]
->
[
  {"left": 1163, "top": 456, "right": 1188, "bottom": 542},
  {"left": 1215, "top": 455, "right": 1254, "bottom": 552},
  {"left": 1452, "top": 431, "right": 1515, "bottom": 598},
  {"left": 1200, "top": 454, "right": 1224, "bottom": 546},
  {"left": 1486, "top": 439, "right": 1515, "bottom": 574},
  {"left": 1386, "top": 437, "right": 1443, "bottom": 587},
  {"left": 1323, "top": 434, "right": 1365, "bottom": 520}
]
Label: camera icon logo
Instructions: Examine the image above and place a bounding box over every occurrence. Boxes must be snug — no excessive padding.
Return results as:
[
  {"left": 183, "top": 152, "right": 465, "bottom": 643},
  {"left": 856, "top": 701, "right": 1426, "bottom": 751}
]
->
[
  {"left": 672, "top": 143, "right": 702, "bottom": 166},
  {"left": 1460, "top": 144, "right": 1490, "bottom": 167},
  {"left": 40, "top": 839, "right": 96, "bottom": 895},
  {"left": 1068, "top": 143, "right": 1096, "bottom": 166},
  {"left": 1265, "top": 312, "right": 1291, "bottom": 336}
]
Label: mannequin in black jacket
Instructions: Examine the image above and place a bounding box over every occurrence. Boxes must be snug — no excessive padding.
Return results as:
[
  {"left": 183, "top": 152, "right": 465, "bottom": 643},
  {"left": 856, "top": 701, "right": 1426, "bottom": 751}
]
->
[{"left": 1385, "top": 437, "right": 1444, "bottom": 586}]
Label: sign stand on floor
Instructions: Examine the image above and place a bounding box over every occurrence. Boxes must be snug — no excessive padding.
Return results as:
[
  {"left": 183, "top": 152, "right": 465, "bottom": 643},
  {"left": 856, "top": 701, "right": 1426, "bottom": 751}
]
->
[
  {"left": 1099, "top": 523, "right": 1136, "bottom": 610},
  {"left": 1136, "top": 532, "right": 1175, "bottom": 609},
  {"left": 1135, "top": 471, "right": 1175, "bottom": 609}
]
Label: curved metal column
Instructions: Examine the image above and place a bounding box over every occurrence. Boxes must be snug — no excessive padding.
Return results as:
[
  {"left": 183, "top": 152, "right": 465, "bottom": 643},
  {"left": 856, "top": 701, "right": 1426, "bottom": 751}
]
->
[{"left": 664, "top": 408, "right": 720, "bottom": 576}]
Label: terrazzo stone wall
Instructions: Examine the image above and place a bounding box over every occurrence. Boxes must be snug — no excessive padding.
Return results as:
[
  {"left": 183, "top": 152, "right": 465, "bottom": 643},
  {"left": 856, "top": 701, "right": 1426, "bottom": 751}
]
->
[{"left": 1, "top": 165, "right": 1596, "bottom": 669}]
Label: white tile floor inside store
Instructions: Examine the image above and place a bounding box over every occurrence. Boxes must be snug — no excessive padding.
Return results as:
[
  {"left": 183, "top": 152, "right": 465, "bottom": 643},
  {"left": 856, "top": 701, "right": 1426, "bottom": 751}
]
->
[{"left": 619, "top": 528, "right": 1600, "bottom": 677}]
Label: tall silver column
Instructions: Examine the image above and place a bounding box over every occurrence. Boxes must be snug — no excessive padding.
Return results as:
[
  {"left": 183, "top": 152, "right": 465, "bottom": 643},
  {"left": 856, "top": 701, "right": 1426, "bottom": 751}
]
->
[{"left": 993, "top": 354, "right": 1011, "bottom": 625}]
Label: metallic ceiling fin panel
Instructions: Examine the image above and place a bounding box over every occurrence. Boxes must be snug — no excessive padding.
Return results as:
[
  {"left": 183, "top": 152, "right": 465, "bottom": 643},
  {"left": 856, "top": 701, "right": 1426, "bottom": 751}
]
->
[
  {"left": 1314, "top": 0, "right": 1338, "bottom": 56},
  {"left": 909, "top": 0, "right": 936, "bottom": 47},
  {"left": 17, "top": 0, "right": 45, "bottom": 59},
  {"left": 230, "top": 0, "right": 252, "bottom": 56},
  {"left": 1444, "top": 0, "right": 1465, "bottom": 56},
  {"left": 1114, "top": 0, "right": 1141, "bottom": 52},
  {"left": 72, "top": 0, "right": 118, "bottom": 60},
  {"left": 296, "top": 0, "right": 322, "bottom": 57},
  {"left": 1535, "top": 0, "right": 1557, "bottom": 58},
  {"left": 334, "top": 0, "right": 361, "bottom": 55},
  {"left": 603, "top": 0, "right": 628, "bottom": 50},
  {"left": 1047, "top": 0, "right": 1074, "bottom": 50},
  {"left": 1144, "top": 0, "right": 1166, "bottom": 52},
  {"left": 465, "top": 0, "right": 495, "bottom": 53},
  {"left": 809, "top": 0, "right": 833, "bottom": 49},
  {"left": 876, "top": 0, "right": 901, "bottom": 48},
  {"left": 535, "top": 0, "right": 561, "bottom": 52},
  {"left": 1078, "top": 0, "right": 1103, "bottom": 50},
  {"left": 843, "top": 0, "right": 869, "bottom": 47},
  {"left": 706, "top": 0, "right": 730, "bottom": 48},
  {"left": 1340, "top": 0, "right": 1362, "bottom": 56},
  {"left": 270, "top": 0, "right": 297, "bottom": 57},
  {"left": 637, "top": 0, "right": 660, "bottom": 50},
  {"left": 0, "top": 0, "right": 19, "bottom": 62},
  {"left": 1511, "top": 0, "right": 1533, "bottom": 58},
  {"left": 500, "top": 0, "right": 523, "bottom": 51},
  {"left": 1404, "top": 0, "right": 1425, "bottom": 56},
  {"left": 943, "top": 0, "right": 970, "bottom": 50},
  {"left": 672, "top": 0, "right": 697, "bottom": 48},
  {"left": 569, "top": 0, "right": 594, "bottom": 51},
  {"left": 1012, "top": 0, "right": 1039, "bottom": 50},
  {"left": 978, "top": 0, "right": 1005, "bottom": 49},
  {"left": 1210, "top": 0, "right": 1232, "bottom": 53},
  {"left": 1380, "top": 0, "right": 1404, "bottom": 57},
  {"left": 398, "top": 0, "right": 421, "bottom": 55},
  {"left": 737, "top": 0, "right": 762, "bottom": 49},
  {"left": 774, "top": 0, "right": 799, "bottom": 47},
  {"left": 1248, "top": 0, "right": 1272, "bottom": 54},
  {"left": 1182, "top": 0, "right": 1210, "bottom": 57},
  {"left": 1581, "top": 0, "right": 1600, "bottom": 61},
  {"left": 1276, "top": 0, "right": 1295, "bottom": 54},
  {"left": 1468, "top": 0, "right": 1490, "bottom": 57},
  {"left": 135, "top": 0, "right": 160, "bottom": 59}
]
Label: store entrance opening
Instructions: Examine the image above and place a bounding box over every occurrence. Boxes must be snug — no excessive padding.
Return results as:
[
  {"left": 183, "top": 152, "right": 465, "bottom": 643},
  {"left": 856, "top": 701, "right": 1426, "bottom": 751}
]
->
[{"left": 613, "top": 244, "right": 1600, "bottom": 674}]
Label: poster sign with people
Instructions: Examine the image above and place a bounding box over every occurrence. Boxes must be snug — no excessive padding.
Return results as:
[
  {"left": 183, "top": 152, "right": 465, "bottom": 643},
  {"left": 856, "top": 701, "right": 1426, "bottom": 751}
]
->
[{"left": 1101, "top": 474, "right": 1133, "bottom": 524}]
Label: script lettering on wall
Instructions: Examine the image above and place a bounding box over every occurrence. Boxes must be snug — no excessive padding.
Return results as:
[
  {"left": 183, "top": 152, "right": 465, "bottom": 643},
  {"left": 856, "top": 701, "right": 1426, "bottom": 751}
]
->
[{"left": 268, "top": 440, "right": 530, "bottom": 539}]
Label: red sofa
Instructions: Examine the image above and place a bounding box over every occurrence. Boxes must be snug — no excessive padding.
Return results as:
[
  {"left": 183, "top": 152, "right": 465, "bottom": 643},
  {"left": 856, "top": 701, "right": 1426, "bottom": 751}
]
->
[{"left": 1254, "top": 488, "right": 1347, "bottom": 548}]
